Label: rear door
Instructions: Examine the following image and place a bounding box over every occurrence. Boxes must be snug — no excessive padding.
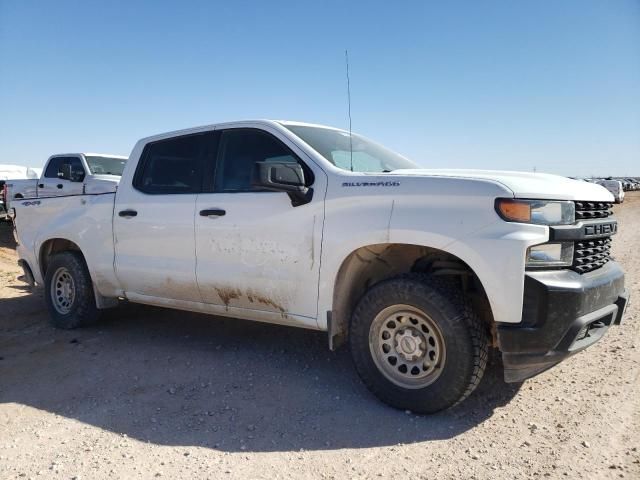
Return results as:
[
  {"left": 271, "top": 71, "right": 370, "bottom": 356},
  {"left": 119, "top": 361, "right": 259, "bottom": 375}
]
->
[
  {"left": 114, "top": 132, "right": 213, "bottom": 302},
  {"left": 194, "top": 127, "right": 325, "bottom": 323},
  {"left": 40, "top": 156, "right": 86, "bottom": 196}
]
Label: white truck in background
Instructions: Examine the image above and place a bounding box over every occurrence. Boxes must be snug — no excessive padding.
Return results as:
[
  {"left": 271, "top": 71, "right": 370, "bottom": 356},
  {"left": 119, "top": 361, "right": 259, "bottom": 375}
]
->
[
  {"left": 1, "top": 165, "right": 40, "bottom": 220},
  {"left": 9, "top": 120, "right": 629, "bottom": 413},
  {"left": 4, "top": 153, "right": 127, "bottom": 212}
]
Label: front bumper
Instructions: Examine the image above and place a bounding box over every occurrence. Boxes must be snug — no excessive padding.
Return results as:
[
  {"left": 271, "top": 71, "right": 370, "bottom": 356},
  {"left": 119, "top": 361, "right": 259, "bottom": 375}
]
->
[{"left": 497, "top": 261, "right": 628, "bottom": 382}]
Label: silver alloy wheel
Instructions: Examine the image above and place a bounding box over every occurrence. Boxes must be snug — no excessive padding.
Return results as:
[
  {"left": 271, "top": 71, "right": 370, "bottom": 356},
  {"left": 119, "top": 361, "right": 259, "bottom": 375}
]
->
[
  {"left": 51, "top": 267, "right": 76, "bottom": 314},
  {"left": 369, "top": 304, "right": 446, "bottom": 389}
]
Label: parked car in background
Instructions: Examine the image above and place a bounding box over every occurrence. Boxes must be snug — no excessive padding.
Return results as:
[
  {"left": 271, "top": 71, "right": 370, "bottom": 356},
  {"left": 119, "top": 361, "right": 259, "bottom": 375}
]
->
[
  {"left": 5, "top": 153, "right": 127, "bottom": 212},
  {"left": 615, "top": 178, "right": 632, "bottom": 191},
  {"left": 597, "top": 179, "right": 625, "bottom": 203},
  {"left": 1, "top": 185, "right": 6, "bottom": 220},
  {"left": 623, "top": 178, "right": 639, "bottom": 191}
]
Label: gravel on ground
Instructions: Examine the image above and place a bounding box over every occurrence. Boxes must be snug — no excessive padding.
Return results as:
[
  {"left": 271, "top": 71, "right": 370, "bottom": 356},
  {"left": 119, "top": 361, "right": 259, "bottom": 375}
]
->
[{"left": 1, "top": 193, "right": 639, "bottom": 479}]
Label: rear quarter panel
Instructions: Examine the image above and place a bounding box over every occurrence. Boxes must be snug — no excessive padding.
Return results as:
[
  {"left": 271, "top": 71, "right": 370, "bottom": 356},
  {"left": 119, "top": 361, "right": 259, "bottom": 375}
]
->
[{"left": 13, "top": 193, "right": 120, "bottom": 296}]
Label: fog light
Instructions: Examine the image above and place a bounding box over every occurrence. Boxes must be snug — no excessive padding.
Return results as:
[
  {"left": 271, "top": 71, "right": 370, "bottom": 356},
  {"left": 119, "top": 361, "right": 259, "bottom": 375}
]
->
[{"left": 526, "top": 242, "right": 574, "bottom": 268}]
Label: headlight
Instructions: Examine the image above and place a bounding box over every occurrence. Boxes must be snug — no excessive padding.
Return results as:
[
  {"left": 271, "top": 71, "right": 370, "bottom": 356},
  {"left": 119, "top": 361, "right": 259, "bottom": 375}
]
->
[
  {"left": 526, "top": 242, "right": 574, "bottom": 267},
  {"left": 495, "top": 199, "right": 575, "bottom": 225}
]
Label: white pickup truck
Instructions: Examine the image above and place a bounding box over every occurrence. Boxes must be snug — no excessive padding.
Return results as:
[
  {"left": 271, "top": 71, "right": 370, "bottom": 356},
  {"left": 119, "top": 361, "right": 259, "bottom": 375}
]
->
[
  {"left": 4, "top": 153, "right": 127, "bottom": 211},
  {"left": 10, "top": 120, "right": 629, "bottom": 413},
  {"left": 1, "top": 165, "right": 40, "bottom": 220}
]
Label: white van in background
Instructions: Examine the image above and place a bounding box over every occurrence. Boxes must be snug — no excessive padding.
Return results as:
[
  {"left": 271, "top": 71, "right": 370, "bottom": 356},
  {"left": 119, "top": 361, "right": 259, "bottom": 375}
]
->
[
  {"left": 597, "top": 180, "right": 625, "bottom": 203},
  {"left": 0, "top": 166, "right": 42, "bottom": 180}
]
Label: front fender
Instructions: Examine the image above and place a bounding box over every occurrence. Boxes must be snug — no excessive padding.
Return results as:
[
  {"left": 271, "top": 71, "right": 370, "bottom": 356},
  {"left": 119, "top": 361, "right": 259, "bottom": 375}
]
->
[
  {"left": 390, "top": 222, "right": 548, "bottom": 325},
  {"left": 317, "top": 181, "right": 548, "bottom": 329}
]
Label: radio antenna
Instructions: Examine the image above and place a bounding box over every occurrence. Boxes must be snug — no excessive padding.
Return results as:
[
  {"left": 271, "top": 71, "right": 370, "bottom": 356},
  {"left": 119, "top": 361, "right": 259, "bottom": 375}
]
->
[{"left": 345, "top": 49, "right": 353, "bottom": 172}]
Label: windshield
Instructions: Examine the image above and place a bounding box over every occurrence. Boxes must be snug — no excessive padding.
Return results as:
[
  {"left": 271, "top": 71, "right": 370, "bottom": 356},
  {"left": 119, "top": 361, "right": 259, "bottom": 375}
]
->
[
  {"left": 284, "top": 125, "right": 418, "bottom": 172},
  {"left": 85, "top": 156, "right": 127, "bottom": 176}
]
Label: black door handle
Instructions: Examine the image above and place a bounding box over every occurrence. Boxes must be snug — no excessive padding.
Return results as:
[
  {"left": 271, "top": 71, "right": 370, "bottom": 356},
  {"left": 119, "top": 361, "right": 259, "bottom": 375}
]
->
[
  {"left": 57, "top": 184, "right": 63, "bottom": 189},
  {"left": 38, "top": 184, "right": 44, "bottom": 188},
  {"left": 119, "top": 209, "right": 138, "bottom": 218},
  {"left": 199, "top": 208, "right": 226, "bottom": 217}
]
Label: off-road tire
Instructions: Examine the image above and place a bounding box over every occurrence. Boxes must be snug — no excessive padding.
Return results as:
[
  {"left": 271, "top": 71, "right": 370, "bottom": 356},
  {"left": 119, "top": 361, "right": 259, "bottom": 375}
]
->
[
  {"left": 44, "top": 251, "right": 100, "bottom": 329},
  {"left": 349, "top": 274, "right": 489, "bottom": 413}
]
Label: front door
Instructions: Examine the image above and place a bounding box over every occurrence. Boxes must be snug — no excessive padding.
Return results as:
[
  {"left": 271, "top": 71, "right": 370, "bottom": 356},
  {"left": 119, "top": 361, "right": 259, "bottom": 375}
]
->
[
  {"left": 114, "top": 132, "right": 212, "bottom": 303},
  {"left": 195, "top": 127, "right": 325, "bottom": 323}
]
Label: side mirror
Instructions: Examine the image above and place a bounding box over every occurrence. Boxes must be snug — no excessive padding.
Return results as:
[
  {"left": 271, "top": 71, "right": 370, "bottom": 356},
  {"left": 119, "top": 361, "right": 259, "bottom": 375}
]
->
[
  {"left": 59, "top": 164, "right": 86, "bottom": 182},
  {"left": 254, "top": 162, "right": 313, "bottom": 206}
]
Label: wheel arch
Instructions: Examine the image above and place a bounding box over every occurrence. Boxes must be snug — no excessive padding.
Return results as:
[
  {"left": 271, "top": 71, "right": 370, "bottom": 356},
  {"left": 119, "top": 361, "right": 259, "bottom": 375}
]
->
[
  {"left": 38, "top": 238, "right": 118, "bottom": 310},
  {"left": 328, "top": 243, "right": 496, "bottom": 350},
  {"left": 39, "top": 237, "right": 83, "bottom": 278}
]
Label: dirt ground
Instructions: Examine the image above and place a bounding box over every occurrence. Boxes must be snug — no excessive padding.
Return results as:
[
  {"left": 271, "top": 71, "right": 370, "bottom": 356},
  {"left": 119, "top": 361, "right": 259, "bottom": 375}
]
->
[{"left": 1, "top": 194, "right": 638, "bottom": 480}]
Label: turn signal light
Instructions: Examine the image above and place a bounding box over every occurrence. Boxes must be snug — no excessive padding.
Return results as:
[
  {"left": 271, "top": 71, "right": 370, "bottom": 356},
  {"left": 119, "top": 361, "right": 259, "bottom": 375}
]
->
[{"left": 496, "top": 199, "right": 531, "bottom": 223}]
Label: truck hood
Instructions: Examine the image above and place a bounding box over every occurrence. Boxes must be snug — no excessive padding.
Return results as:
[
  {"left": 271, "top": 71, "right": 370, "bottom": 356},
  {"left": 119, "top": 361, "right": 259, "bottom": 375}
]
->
[{"left": 389, "top": 169, "right": 614, "bottom": 202}]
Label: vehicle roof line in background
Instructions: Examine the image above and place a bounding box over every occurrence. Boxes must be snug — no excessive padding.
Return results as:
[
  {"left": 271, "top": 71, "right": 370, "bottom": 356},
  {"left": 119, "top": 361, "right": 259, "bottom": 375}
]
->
[
  {"left": 82, "top": 153, "right": 128, "bottom": 159},
  {"left": 49, "top": 153, "right": 128, "bottom": 159}
]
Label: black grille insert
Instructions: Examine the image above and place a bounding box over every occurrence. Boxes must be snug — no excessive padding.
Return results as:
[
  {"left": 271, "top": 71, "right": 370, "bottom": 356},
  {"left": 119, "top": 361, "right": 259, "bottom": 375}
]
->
[
  {"left": 574, "top": 201, "right": 613, "bottom": 220},
  {"left": 573, "top": 237, "right": 612, "bottom": 274},
  {"left": 571, "top": 202, "right": 615, "bottom": 274}
]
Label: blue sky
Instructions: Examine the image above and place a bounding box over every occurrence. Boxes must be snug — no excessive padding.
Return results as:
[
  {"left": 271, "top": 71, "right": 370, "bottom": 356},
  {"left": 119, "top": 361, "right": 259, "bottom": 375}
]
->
[{"left": 1, "top": 0, "right": 638, "bottom": 176}]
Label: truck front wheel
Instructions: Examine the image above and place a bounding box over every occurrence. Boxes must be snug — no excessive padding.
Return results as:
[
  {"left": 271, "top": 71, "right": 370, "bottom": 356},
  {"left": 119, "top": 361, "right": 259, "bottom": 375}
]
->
[
  {"left": 349, "top": 274, "right": 489, "bottom": 413},
  {"left": 44, "top": 251, "right": 100, "bottom": 329}
]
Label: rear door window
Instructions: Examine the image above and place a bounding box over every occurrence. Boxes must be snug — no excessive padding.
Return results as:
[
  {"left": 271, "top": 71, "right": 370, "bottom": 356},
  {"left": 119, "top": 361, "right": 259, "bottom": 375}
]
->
[{"left": 134, "top": 133, "right": 209, "bottom": 194}]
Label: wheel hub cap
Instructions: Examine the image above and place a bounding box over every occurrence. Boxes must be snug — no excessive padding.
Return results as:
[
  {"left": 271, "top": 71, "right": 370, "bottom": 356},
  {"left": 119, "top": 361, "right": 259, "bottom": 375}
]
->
[
  {"left": 51, "top": 267, "right": 76, "bottom": 315},
  {"left": 395, "top": 329, "right": 425, "bottom": 361},
  {"left": 369, "top": 305, "right": 446, "bottom": 389}
]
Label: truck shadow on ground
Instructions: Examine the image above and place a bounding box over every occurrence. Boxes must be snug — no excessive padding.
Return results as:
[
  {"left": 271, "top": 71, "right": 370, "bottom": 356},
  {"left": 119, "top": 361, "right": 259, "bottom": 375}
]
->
[{"left": 0, "top": 290, "right": 522, "bottom": 452}]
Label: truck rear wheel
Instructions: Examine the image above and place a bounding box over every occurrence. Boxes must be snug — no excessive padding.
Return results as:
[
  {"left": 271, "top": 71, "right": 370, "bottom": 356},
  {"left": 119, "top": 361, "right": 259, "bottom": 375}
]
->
[
  {"left": 349, "top": 274, "right": 489, "bottom": 413},
  {"left": 44, "top": 251, "right": 100, "bottom": 329}
]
